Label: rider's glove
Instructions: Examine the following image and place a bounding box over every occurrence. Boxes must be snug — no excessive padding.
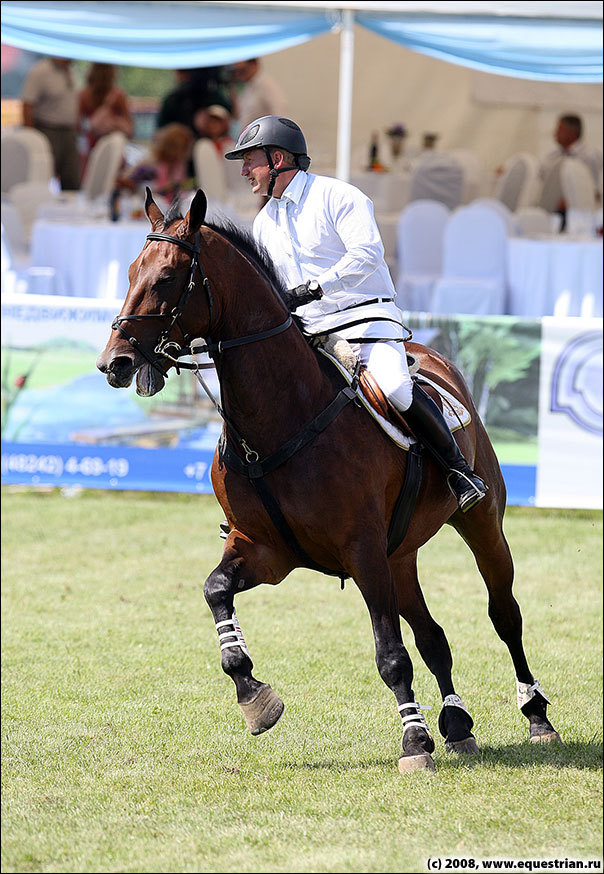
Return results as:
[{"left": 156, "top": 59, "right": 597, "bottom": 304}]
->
[{"left": 282, "top": 279, "right": 323, "bottom": 311}]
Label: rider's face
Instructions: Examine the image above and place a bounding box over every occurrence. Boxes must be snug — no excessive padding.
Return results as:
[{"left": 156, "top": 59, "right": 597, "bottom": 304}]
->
[{"left": 240, "top": 149, "right": 270, "bottom": 196}]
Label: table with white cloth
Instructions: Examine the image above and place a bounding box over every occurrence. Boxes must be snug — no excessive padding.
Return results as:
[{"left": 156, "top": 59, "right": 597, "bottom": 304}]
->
[
  {"left": 507, "top": 234, "right": 603, "bottom": 318},
  {"left": 30, "top": 219, "right": 150, "bottom": 299}
]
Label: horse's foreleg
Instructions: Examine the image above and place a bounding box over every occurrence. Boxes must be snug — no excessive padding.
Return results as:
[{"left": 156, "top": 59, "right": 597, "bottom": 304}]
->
[
  {"left": 452, "top": 509, "right": 561, "bottom": 744},
  {"left": 392, "top": 551, "right": 478, "bottom": 754},
  {"left": 352, "top": 547, "right": 436, "bottom": 771},
  {"left": 203, "top": 542, "right": 285, "bottom": 735}
]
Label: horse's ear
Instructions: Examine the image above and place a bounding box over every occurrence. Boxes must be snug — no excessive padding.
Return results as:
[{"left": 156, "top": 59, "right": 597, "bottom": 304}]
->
[
  {"left": 184, "top": 189, "right": 207, "bottom": 235},
  {"left": 144, "top": 187, "right": 164, "bottom": 230}
]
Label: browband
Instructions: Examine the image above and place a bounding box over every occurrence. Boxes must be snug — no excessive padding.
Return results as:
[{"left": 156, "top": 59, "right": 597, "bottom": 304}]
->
[{"left": 146, "top": 233, "right": 199, "bottom": 255}]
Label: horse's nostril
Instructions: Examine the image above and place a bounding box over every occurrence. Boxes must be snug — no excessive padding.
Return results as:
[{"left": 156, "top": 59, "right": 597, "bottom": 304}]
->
[
  {"left": 110, "top": 354, "right": 135, "bottom": 373},
  {"left": 96, "top": 352, "right": 135, "bottom": 375}
]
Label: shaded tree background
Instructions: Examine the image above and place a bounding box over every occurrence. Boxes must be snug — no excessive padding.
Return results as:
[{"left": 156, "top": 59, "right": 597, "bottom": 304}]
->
[{"left": 410, "top": 316, "right": 541, "bottom": 439}]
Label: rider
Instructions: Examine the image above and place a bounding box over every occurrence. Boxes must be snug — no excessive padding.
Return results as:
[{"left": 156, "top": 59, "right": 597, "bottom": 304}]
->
[{"left": 224, "top": 116, "right": 487, "bottom": 512}]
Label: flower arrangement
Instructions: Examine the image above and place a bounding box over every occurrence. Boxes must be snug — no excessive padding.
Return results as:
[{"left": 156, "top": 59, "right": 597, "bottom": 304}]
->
[
  {"left": 385, "top": 123, "right": 407, "bottom": 159},
  {"left": 386, "top": 123, "right": 407, "bottom": 138}
]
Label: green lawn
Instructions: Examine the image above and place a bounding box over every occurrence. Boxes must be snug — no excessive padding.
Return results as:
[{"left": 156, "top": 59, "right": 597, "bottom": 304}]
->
[{"left": 1, "top": 489, "right": 602, "bottom": 873}]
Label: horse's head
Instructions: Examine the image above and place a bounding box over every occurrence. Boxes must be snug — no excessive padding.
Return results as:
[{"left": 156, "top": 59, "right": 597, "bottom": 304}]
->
[{"left": 97, "top": 188, "right": 210, "bottom": 397}]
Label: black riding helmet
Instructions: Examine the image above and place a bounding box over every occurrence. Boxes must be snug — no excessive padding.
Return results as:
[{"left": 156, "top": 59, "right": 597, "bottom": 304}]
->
[{"left": 224, "top": 115, "right": 311, "bottom": 196}]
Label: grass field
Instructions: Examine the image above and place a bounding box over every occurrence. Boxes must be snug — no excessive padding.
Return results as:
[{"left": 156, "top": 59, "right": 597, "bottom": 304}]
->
[{"left": 1, "top": 488, "right": 602, "bottom": 873}]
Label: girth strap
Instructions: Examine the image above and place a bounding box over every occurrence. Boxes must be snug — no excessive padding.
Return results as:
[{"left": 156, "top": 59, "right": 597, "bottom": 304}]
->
[{"left": 386, "top": 442, "right": 423, "bottom": 556}]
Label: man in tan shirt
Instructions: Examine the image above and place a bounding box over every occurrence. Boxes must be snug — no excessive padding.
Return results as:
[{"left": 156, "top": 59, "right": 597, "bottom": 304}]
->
[{"left": 21, "top": 56, "right": 80, "bottom": 190}]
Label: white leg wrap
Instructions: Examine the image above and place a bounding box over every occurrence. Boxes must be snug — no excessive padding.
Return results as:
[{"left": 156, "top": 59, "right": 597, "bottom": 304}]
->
[
  {"left": 442, "top": 693, "right": 470, "bottom": 715},
  {"left": 516, "top": 679, "right": 551, "bottom": 710},
  {"left": 398, "top": 701, "right": 433, "bottom": 740},
  {"left": 215, "top": 612, "right": 250, "bottom": 658}
]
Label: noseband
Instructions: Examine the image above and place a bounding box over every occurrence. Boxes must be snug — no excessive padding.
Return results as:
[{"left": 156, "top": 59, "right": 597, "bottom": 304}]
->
[{"left": 111, "top": 230, "right": 292, "bottom": 379}]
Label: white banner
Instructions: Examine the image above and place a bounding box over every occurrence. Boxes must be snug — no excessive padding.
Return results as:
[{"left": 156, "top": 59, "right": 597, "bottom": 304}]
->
[
  {"left": 1, "top": 293, "right": 117, "bottom": 350},
  {"left": 536, "top": 317, "right": 603, "bottom": 509}
]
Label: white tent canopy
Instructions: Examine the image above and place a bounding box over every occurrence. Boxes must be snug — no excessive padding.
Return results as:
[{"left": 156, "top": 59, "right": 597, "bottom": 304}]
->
[{"left": 2, "top": 1, "right": 602, "bottom": 78}]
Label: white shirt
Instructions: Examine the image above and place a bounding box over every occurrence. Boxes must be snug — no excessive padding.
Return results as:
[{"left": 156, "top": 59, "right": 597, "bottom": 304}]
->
[
  {"left": 21, "top": 58, "right": 77, "bottom": 128},
  {"left": 540, "top": 140, "right": 602, "bottom": 187},
  {"left": 253, "top": 170, "right": 399, "bottom": 335}
]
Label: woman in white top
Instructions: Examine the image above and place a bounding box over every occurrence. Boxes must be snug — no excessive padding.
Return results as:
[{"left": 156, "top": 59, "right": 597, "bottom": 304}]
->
[{"left": 225, "top": 116, "right": 486, "bottom": 512}]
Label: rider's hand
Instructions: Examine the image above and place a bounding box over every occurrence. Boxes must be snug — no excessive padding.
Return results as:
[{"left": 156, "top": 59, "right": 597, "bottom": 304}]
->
[{"left": 283, "top": 280, "right": 323, "bottom": 311}]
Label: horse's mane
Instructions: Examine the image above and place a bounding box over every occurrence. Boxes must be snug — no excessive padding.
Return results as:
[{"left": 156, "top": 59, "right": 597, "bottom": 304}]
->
[{"left": 163, "top": 202, "right": 291, "bottom": 309}]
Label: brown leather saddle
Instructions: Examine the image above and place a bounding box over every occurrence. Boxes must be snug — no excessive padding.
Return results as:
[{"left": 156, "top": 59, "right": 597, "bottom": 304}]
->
[{"left": 359, "top": 356, "right": 443, "bottom": 438}]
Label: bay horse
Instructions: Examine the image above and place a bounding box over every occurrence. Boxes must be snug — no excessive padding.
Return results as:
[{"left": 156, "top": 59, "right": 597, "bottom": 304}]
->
[{"left": 97, "top": 189, "right": 560, "bottom": 771}]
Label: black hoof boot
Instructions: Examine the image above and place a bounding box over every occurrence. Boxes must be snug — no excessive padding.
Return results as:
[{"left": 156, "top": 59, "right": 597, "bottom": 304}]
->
[{"left": 438, "top": 695, "right": 479, "bottom": 754}]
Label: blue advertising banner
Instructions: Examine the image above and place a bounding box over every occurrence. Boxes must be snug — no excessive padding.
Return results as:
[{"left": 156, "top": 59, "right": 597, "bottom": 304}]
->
[
  {"left": 0, "top": 439, "right": 537, "bottom": 504},
  {"left": 1, "top": 441, "right": 215, "bottom": 493}
]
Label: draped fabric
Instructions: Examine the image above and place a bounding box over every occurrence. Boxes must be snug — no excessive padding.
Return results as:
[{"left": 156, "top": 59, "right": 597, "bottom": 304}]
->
[
  {"left": 356, "top": 12, "right": 603, "bottom": 82},
  {"left": 0, "top": 1, "right": 338, "bottom": 68},
  {"left": 0, "top": 1, "right": 602, "bottom": 80}
]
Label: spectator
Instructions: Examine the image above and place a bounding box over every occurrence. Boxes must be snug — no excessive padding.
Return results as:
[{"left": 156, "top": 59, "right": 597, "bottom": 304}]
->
[
  {"left": 539, "top": 114, "right": 602, "bottom": 223},
  {"left": 78, "top": 63, "right": 134, "bottom": 177},
  {"left": 21, "top": 55, "right": 80, "bottom": 190},
  {"left": 118, "top": 122, "right": 194, "bottom": 204},
  {"left": 229, "top": 58, "right": 289, "bottom": 132},
  {"left": 540, "top": 114, "right": 602, "bottom": 190},
  {"left": 156, "top": 67, "right": 230, "bottom": 137},
  {"left": 192, "top": 103, "right": 234, "bottom": 156}
]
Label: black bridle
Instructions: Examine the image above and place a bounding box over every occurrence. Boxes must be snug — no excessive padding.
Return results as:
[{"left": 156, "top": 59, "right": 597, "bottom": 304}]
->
[
  {"left": 110, "top": 228, "right": 293, "bottom": 459},
  {"left": 111, "top": 230, "right": 292, "bottom": 379}
]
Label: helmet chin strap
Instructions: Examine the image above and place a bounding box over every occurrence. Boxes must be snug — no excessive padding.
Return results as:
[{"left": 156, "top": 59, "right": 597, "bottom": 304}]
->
[{"left": 263, "top": 147, "right": 297, "bottom": 198}]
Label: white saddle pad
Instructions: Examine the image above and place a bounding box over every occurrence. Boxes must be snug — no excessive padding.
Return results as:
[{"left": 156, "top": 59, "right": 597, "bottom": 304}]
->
[{"left": 318, "top": 346, "right": 472, "bottom": 451}]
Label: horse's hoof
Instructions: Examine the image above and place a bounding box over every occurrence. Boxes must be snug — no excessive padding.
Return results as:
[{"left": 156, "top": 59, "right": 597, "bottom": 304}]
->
[
  {"left": 398, "top": 753, "right": 435, "bottom": 773},
  {"left": 445, "top": 736, "right": 480, "bottom": 755},
  {"left": 530, "top": 730, "right": 562, "bottom": 744},
  {"left": 239, "top": 684, "right": 284, "bottom": 735}
]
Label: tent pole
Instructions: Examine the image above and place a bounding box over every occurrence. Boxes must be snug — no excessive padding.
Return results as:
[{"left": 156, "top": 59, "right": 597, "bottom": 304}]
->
[{"left": 336, "top": 8, "right": 354, "bottom": 182}]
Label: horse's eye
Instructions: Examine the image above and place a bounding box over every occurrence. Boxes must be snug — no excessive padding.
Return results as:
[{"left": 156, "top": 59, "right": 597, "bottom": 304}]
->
[{"left": 156, "top": 274, "right": 176, "bottom": 286}]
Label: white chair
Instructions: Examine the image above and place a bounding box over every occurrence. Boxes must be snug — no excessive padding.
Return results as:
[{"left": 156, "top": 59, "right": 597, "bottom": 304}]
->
[
  {"left": 515, "top": 206, "right": 557, "bottom": 236},
  {"left": 560, "top": 157, "right": 598, "bottom": 211},
  {"left": 431, "top": 204, "right": 508, "bottom": 316},
  {"left": 10, "top": 181, "right": 57, "bottom": 243},
  {"left": 395, "top": 199, "right": 450, "bottom": 311},
  {"left": 565, "top": 209, "right": 598, "bottom": 235},
  {"left": 538, "top": 157, "right": 564, "bottom": 214},
  {"left": 1, "top": 127, "right": 54, "bottom": 194},
  {"left": 449, "top": 149, "right": 485, "bottom": 203},
  {"left": 493, "top": 153, "right": 540, "bottom": 212},
  {"left": 81, "top": 131, "right": 127, "bottom": 202},
  {"left": 408, "top": 153, "right": 464, "bottom": 211},
  {"left": 471, "top": 197, "right": 518, "bottom": 235},
  {"left": 193, "top": 139, "right": 227, "bottom": 204},
  {"left": 1, "top": 199, "right": 57, "bottom": 294}
]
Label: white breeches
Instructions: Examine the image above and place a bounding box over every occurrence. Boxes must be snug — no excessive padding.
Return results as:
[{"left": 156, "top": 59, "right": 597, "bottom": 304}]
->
[
  {"left": 302, "top": 301, "right": 414, "bottom": 412},
  {"left": 359, "top": 339, "right": 414, "bottom": 412}
]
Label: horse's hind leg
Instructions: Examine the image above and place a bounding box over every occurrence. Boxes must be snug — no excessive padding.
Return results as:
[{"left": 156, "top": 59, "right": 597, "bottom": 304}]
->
[
  {"left": 351, "top": 545, "right": 436, "bottom": 772},
  {"left": 392, "top": 551, "right": 479, "bottom": 755},
  {"left": 203, "top": 539, "right": 287, "bottom": 736},
  {"left": 451, "top": 500, "right": 561, "bottom": 744}
]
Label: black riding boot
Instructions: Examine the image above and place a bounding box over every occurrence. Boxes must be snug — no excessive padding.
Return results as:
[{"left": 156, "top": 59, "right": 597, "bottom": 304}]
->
[{"left": 402, "top": 383, "right": 487, "bottom": 512}]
